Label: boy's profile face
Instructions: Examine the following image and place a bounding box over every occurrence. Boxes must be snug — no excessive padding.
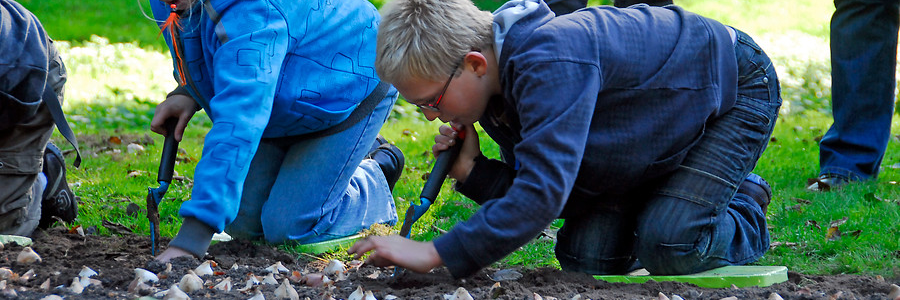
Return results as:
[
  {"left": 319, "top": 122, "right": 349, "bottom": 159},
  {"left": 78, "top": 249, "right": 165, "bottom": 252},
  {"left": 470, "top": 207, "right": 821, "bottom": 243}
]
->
[{"left": 392, "top": 51, "right": 498, "bottom": 128}]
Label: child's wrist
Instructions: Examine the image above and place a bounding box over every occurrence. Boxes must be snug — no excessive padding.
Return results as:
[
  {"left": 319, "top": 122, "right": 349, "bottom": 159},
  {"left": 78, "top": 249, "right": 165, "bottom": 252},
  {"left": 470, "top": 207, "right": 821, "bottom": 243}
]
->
[{"left": 452, "top": 156, "right": 477, "bottom": 184}]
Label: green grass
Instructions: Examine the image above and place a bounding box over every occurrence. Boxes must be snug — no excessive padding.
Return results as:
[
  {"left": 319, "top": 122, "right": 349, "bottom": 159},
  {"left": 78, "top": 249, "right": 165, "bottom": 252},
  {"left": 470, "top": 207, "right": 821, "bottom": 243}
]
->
[
  {"left": 18, "top": 0, "right": 168, "bottom": 50},
  {"left": 21, "top": 0, "right": 900, "bottom": 279},
  {"left": 752, "top": 113, "right": 900, "bottom": 277}
]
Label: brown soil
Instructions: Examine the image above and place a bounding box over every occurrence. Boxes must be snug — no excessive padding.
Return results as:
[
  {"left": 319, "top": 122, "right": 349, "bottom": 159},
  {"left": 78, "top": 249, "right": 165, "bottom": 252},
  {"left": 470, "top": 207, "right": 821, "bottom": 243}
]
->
[{"left": 1, "top": 227, "right": 897, "bottom": 300}]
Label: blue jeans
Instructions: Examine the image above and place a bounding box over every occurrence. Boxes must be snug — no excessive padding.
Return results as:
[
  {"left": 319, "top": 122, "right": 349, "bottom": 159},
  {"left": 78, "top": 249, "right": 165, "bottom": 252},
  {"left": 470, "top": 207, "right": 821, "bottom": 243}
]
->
[
  {"left": 225, "top": 91, "right": 399, "bottom": 244},
  {"left": 555, "top": 29, "right": 781, "bottom": 275},
  {"left": 818, "top": 0, "right": 899, "bottom": 181}
]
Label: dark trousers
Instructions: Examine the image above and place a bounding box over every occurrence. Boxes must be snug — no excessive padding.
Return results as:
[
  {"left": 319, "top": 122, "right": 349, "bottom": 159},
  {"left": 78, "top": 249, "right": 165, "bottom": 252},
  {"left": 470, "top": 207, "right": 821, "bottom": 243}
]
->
[{"left": 818, "top": 0, "right": 899, "bottom": 180}]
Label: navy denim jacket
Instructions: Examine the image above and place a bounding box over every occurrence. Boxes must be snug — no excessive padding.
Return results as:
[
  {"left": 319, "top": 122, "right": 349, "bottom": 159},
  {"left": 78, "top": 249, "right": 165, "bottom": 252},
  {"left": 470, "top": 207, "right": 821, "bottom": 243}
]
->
[
  {"left": 436, "top": 0, "right": 738, "bottom": 278},
  {"left": 0, "top": 0, "right": 52, "bottom": 130}
]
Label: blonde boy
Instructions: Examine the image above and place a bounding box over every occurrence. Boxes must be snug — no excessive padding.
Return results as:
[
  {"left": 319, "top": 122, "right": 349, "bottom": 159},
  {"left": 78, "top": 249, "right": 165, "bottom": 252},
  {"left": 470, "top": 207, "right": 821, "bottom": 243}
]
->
[{"left": 351, "top": 0, "right": 781, "bottom": 278}]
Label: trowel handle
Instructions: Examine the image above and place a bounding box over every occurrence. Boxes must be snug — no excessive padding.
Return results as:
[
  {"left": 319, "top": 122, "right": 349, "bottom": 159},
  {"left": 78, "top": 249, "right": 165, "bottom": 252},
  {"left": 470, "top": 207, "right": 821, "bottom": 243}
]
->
[
  {"left": 157, "top": 118, "right": 179, "bottom": 183},
  {"left": 419, "top": 131, "right": 465, "bottom": 201}
]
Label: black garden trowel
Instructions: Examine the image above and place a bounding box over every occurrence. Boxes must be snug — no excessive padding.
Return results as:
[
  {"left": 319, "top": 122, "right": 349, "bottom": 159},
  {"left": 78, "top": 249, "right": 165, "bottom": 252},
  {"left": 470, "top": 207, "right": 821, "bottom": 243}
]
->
[
  {"left": 147, "top": 118, "right": 179, "bottom": 256},
  {"left": 393, "top": 130, "right": 465, "bottom": 277}
]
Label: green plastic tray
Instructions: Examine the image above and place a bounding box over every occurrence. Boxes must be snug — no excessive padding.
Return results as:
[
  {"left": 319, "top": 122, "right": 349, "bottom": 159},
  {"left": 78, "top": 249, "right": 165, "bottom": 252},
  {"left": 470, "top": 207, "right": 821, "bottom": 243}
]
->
[
  {"left": 295, "top": 234, "right": 364, "bottom": 254},
  {"left": 0, "top": 235, "right": 33, "bottom": 246},
  {"left": 594, "top": 265, "right": 788, "bottom": 288}
]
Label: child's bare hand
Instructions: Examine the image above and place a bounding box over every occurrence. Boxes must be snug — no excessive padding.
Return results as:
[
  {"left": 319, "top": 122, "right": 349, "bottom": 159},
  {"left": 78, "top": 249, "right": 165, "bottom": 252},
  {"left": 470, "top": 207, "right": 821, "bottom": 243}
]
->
[
  {"left": 154, "top": 246, "right": 195, "bottom": 263},
  {"left": 432, "top": 124, "right": 480, "bottom": 183},
  {"left": 151, "top": 94, "right": 197, "bottom": 142},
  {"left": 347, "top": 236, "right": 442, "bottom": 274}
]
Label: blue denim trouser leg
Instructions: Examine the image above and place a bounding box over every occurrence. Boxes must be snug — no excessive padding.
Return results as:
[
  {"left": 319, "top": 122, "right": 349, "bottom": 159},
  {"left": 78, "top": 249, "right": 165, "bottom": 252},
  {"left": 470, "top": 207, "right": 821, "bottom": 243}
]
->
[
  {"left": 556, "top": 30, "right": 781, "bottom": 275},
  {"left": 818, "top": 0, "right": 899, "bottom": 180},
  {"left": 225, "top": 91, "right": 399, "bottom": 244},
  {"left": 556, "top": 193, "right": 643, "bottom": 274}
]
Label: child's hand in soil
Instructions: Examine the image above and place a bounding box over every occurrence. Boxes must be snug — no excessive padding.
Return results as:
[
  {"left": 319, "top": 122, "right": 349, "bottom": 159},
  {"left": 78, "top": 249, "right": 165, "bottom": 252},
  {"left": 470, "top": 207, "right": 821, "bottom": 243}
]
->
[
  {"left": 154, "top": 246, "right": 195, "bottom": 263},
  {"left": 348, "top": 235, "right": 443, "bottom": 273}
]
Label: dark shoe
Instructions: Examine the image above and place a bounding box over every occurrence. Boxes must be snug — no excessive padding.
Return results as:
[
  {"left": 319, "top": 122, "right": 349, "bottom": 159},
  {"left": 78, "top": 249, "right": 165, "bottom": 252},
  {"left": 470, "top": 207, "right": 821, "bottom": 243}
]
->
[
  {"left": 366, "top": 135, "right": 404, "bottom": 191},
  {"left": 806, "top": 174, "right": 849, "bottom": 192},
  {"left": 738, "top": 173, "right": 772, "bottom": 215},
  {"left": 39, "top": 142, "right": 78, "bottom": 228}
]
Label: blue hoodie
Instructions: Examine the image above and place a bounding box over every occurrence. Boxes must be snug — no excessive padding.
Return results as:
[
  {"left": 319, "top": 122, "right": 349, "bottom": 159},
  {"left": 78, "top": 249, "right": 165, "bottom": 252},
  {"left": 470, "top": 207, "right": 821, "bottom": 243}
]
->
[
  {"left": 149, "top": 0, "right": 387, "bottom": 239},
  {"left": 435, "top": 0, "right": 738, "bottom": 278}
]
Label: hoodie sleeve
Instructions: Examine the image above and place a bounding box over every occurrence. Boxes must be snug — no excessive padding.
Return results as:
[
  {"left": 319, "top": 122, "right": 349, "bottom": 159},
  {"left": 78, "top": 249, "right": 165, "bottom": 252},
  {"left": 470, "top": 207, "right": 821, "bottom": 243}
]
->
[
  {"left": 176, "top": 0, "right": 289, "bottom": 234},
  {"left": 454, "top": 155, "right": 517, "bottom": 204},
  {"left": 435, "top": 59, "right": 602, "bottom": 278}
]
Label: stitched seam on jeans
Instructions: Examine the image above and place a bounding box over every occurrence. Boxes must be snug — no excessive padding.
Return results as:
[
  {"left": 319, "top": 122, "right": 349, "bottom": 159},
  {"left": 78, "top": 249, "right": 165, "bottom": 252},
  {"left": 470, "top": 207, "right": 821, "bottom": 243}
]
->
[{"left": 655, "top": 166, "right": 733, "bottom": 206}]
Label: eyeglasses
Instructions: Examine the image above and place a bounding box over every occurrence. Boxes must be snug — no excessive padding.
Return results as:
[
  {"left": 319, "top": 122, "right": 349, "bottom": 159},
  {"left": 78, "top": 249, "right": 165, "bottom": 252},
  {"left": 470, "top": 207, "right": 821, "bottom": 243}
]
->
[{"left": 415, "top": 68, "right": 457, "bottom": 112}]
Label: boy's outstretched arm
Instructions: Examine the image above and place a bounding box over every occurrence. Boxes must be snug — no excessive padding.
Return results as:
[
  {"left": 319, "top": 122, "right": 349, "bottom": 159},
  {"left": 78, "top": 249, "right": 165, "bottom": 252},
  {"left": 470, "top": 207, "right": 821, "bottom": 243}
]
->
[{"left": 348, "top": 236, "right": 443, "bottom": 274}]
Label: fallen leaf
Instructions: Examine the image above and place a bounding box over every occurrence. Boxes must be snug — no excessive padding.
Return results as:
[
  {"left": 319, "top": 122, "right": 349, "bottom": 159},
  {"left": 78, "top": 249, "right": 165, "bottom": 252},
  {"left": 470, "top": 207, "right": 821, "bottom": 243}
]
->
[
  {"left": 864, "top": 193, "right": 886, "bottom": 203},
  {"left": 829, "top": 217, "right": 848, "bottom": 228},
  {"left": 826, "top": 226, "right": 841, "bottom": 241},
  {"left": 67, "top": 225, "right": 82, "bottom": 234},
  {"left": 792, "top": 197, "right": 812, "bottom": 204},
  {"left": 102, "top": 220, "right": 135, "bottom": 235},
  {"left": 127, "top": 170, "right": 147, "bottom": 177},
  {"left": 805, "top": 220, "right": 821, "bottom": 229},
  {"left": 108, "top": 136, "right": 122, "bottom": 145},
  {"left": 769, "top": 241, "right": 799, "bottom": 249},
  {"left": 126, "top": 143, "right": 144, "bottom": 153}
]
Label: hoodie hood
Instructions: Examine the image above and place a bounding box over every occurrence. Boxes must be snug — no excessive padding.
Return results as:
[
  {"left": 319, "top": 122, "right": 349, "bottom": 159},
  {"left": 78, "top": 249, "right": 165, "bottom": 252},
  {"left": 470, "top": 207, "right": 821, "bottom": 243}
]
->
[{"left": 491, "top": 0, "right": 544, "bottom": 64}]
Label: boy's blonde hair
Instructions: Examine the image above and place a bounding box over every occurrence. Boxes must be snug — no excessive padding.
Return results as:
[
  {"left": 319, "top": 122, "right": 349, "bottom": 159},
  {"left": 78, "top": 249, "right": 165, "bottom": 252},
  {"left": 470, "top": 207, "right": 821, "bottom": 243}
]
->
[{"left": 376, "top": 0, "right": 494, "bottom": 83}]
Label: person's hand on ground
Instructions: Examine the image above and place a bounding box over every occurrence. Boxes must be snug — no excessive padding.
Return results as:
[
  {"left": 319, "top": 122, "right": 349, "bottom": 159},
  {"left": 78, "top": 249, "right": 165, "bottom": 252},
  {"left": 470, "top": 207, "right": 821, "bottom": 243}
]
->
[
  {"left": 154, "top": 246, "right": 194, "bottom": 263},
  {"left": 347, "top": 235, "right": 442, "bottom": 274}
]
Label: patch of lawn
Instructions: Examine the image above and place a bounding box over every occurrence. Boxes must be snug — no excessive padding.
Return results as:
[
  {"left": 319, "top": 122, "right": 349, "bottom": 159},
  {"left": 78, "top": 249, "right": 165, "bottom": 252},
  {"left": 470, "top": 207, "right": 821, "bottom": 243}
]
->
[
  {"left": 18, "top": 0, "right": 167, "bottom": 50},
  {"left": 753, "top": 113, "right": 900, "bottom": 277}
]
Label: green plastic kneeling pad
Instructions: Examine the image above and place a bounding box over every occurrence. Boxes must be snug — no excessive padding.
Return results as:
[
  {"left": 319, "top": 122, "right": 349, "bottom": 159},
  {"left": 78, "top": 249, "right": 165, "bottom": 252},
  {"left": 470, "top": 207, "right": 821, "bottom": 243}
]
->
[
  {"left": 295, "top": 234, "right": 364, "bottom": 254},
  {"left": 0, "top": 234, "right": 33, "bottom": 246},
  {"left": 594, "top": 265, "right": 788, "bottom": 288}
]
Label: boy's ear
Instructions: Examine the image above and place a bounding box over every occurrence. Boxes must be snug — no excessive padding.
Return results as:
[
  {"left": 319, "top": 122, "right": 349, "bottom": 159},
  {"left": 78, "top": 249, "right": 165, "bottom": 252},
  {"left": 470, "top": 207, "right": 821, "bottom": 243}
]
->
[{"left": 463, "top": 51, "right": 489, "bottom": 77}]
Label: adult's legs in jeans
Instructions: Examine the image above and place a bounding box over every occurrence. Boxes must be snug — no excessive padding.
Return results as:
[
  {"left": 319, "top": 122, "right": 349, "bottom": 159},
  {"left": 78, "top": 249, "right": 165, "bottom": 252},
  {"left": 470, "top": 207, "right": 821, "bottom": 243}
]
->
[
  {"left": 255, "top": 91, "right": 399, "bottom": 244},
  {"left": 635, "top": 30, "right": 781, "bottom": 274},
  {"left": 818, "top": 0, "right": 899, "bottom": 181}
]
